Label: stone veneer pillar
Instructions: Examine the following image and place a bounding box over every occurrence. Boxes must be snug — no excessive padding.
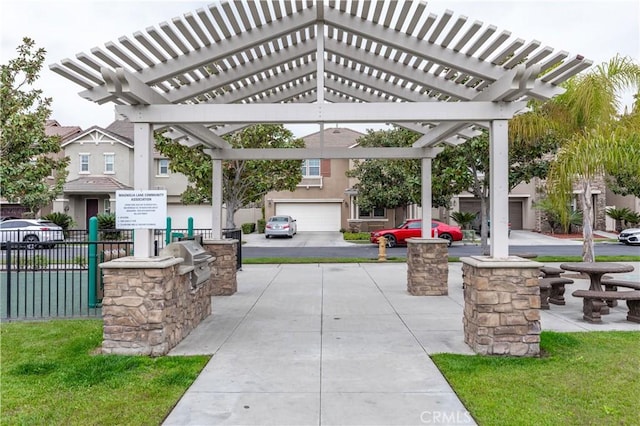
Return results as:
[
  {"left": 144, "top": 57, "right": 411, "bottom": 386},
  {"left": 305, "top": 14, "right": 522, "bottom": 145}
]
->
[
  {"left": 100, "top": 256, "right": 213, "bottom": 356},
  {"left": 406, "top": 238, "right": 449, "bottom": 296},
  {"left": 461, "top": 256, "right": 542, "bottom": 357},
  {"left": 203, "top": 239, "right": 238, "bottom": 296}
]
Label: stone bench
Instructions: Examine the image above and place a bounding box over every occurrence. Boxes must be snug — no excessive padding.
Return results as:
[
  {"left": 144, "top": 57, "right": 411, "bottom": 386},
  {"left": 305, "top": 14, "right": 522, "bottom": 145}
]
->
[
  {"left": 600, "top": 279, "right": 640, "bottom": 307},
  {"left": 539, "top": 266, "right": 565, "bottom": 278},
  {"left": 539, "top": 277, "right": 574, "bottom": 307},
  {"left": 601, "top": 279, "right": 640, "bottom": 291},
  {"left": 572, "top": 289, "right": 640, "bottom": 323}
]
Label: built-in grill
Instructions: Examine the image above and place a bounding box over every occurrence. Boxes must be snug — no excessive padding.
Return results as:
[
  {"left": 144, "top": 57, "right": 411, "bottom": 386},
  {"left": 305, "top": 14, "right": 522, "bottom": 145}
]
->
[{"left": 160, "top": 240, "right": 213, "bottom": 287}]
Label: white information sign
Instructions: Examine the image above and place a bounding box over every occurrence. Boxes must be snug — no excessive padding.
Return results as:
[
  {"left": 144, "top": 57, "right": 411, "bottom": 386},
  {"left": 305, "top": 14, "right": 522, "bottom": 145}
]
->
[{"left": 115, "top": 190, "right": 167, "bottom": 229}]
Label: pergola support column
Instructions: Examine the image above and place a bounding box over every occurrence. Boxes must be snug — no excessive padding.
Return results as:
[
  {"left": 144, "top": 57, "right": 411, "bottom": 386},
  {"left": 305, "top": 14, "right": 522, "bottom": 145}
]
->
[
  {"left": 421, "top": 157, "right": 433, "bottom": 239},
  {"left": 405, "top": 158, "right": 449, "bottom": 296},
  {"left": 133, "top": 123, "right": 155, "bottom": 258},
  {"left": 205, "top": 151, "right": 223, "bottom": 240},
  {"left": 462, "top": 256, "right": 542, "bottom": 356},
  {"left": 489, "top": 119, "right": 510, "bottom": 258}
]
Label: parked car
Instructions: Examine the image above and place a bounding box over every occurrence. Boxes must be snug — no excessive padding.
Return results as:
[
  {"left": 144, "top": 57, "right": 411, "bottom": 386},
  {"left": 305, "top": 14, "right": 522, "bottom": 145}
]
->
[
  {"left": 265, "top": 215, "right": 297, "bottom": 238},
  {"left": 472, "top": 216, "right": 511, "bottom": 236},
  {"left": 370, "top": 219, "right": 463, "bottom": 247},
  {"left": 618, "top": 228, "right": 640, "bottom": 245},
  {"left": 0, "top": 219, "right": 64, "bottom": 249}
]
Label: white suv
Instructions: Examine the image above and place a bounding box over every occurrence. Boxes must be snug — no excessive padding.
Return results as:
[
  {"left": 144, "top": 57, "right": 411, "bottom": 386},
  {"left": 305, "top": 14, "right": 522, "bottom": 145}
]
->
[{"left": 0, "top": 219, "right": 64, "bottom": 249}]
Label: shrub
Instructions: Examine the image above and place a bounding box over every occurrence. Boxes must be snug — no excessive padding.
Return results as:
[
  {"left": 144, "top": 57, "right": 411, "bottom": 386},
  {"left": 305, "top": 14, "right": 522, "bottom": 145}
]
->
[
  {"left": 624, "top": 211, "right": 640, "bottom": 227},
  {"left": 241, "top": 223, "right": 256, "bottom": 234},
  {"left": 19, "top": 254, "right": 49, "bottom": 270},
  {"left": 343, "top": 232, "right": 370, "bottom": 241},
  {"left": 450, "top": 211, "right": 476, "bottom": 230},
  {"left": 257, "top": 219, "right": 266, "bottom": 234},
  {"left": 42, "top": 212, "right": 75, "bottom": 237},
  {"left": 95, "top": 213, "right": 121, "bottom": 240},
  {"left": 605, "top": 207, "right": 631, "bottom": 232}
]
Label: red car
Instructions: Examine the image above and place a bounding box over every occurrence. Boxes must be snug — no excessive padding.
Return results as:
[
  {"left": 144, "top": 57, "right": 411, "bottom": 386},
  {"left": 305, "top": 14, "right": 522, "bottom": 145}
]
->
[{"left": 370, "top": 219, "right": 463, "bottom": 247}]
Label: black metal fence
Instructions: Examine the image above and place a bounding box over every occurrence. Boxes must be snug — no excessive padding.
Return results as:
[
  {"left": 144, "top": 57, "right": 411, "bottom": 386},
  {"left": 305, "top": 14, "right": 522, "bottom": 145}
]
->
[
  {"left": 1, "top": 227, "right": 243, "bottom": 320},
  {"left": 1, "top": 240, "right": 132, "bottom": 321}
]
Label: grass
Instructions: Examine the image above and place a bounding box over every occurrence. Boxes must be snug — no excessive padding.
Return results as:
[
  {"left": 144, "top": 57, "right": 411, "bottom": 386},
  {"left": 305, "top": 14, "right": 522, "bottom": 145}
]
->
[
  {"left": 432, "top": 331, "right": 640, "bottom": 426},
  {"left": 0, "top": 320, "right": 209, "bottom": 426}
]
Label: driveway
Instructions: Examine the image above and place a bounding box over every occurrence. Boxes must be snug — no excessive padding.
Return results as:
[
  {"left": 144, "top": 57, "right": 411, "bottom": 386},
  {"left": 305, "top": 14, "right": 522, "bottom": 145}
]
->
[{"left": 243, "top": 231, "right": 355, "bottom": 247}]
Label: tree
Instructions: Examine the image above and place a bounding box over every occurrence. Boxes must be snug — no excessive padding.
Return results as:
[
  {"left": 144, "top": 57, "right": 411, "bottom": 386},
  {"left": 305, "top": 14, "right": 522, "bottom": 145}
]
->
[
  {"left": 155, "top": 124, "right": 304, "bottom": 228},
  {"left": 348, "top": 127, "right": 559, "bottom": 249},
  {"left": 0, "top": 38, "right": 69, "bottom": 215},
  {"left": 547, "top": 124, "right": 640, "bottom": 261},
  {"left": 545, "top": 56, "right": 640, "bottom": 262},
  {"left": 346, "top": 127, "right": 470, "bottom": 214}
]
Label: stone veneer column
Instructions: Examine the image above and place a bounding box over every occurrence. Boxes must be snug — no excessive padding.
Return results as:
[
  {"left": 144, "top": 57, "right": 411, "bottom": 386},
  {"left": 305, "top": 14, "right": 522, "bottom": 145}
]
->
[
  {"left": 406, "top": 238, "right": 449, "bottom": 296},
  {"left": 100, "top": 256, "right": 213, "bottom": 356},
  {"left": 203, "top": 239, "right": 237, "bottom": 296},
  {"left": 461, "top": 256, "right": 542, "bottom": 357}
]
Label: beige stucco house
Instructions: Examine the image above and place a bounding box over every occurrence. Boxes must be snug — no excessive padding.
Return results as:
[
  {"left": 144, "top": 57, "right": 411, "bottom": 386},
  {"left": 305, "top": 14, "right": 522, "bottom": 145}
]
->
[{"left": 57, "top": 119, "right": 189, "bottom": 229}]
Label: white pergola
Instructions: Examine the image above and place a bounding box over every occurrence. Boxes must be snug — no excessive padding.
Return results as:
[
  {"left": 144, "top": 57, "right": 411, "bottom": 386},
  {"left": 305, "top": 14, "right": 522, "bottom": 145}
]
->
[{"left": 51, "top": 0, "right": 591, "bottom": 258}]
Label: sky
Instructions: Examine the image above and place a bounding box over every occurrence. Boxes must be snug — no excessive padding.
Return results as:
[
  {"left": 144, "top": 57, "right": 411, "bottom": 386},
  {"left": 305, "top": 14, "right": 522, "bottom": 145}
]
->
[{"left": 1, "top": 0, "right": 638, "bottom": 137}]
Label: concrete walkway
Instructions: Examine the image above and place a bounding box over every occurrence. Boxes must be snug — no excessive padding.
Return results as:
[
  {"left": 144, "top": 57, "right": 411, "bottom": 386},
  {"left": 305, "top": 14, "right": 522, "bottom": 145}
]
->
[{"left": 164, "top": 261, "right": 639, "bottom": 426}]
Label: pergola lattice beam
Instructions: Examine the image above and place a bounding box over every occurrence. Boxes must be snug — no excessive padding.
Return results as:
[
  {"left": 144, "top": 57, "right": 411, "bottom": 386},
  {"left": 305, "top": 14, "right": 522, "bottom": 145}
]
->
[
  {"left": 116, "top": 101, "right": 527, "bottom": 125},
  {"left": 102, "top": 67, "right": 230, "bottom": 149},
  {"left": 209, "top": 146, "right": 443, "bottom": 160},
  {"left": 413, "top": 64, "right": 540, "bottom": 147}
]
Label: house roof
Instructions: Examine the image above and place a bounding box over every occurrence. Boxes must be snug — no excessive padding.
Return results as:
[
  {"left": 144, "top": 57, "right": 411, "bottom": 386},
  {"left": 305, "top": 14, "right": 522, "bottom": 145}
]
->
[
  {"left": 105, "top": 119, "right": 134, "bottom": 140},
  {"left": 63, "top": 176, "right": 132, "bottom": 194},
  {"left": 303, "top": 127, "right": 364, "bottom": 149},
  {"left": 45, "top": 120, "right": 82, "bottom": 142},
  {"left": 49, "top": 0, "right": 591, "bottom": 154}
]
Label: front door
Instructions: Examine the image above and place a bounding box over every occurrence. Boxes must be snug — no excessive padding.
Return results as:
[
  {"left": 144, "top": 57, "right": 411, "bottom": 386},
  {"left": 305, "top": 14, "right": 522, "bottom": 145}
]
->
[{"left": 86, "top": 199, "right": 99, "bottom": 229}]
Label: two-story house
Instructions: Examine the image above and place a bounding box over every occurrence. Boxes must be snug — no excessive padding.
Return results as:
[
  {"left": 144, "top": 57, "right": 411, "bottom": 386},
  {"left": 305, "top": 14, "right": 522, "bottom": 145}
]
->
[
  {"left": 264, "top": 127, "right": 359, "bottom": 232},
  {"left": 58, "top": 119, "right": 189, "bottom": 230},
  {"left": 265, "top": 127, "right": 410, "bottom": 232}
]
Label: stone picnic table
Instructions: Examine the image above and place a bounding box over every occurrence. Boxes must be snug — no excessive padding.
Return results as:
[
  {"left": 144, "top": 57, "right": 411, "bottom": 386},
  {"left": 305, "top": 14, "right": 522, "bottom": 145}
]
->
[{"left": 560, "top": 262, "right": 635, "bottom": 314}]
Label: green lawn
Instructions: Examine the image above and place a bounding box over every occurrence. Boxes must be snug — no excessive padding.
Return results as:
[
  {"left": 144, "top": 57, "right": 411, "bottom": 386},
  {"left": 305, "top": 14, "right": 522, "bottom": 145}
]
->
[
  {"left": 432, "top": 331, "right": 640, "bottom": 426},
  {"left": 0, "top": 320, "right": 209, "bottom": 426}
]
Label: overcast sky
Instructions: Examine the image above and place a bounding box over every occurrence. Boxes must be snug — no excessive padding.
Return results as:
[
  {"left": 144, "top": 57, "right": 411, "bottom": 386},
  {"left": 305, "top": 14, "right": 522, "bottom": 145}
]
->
[{"left": 1, "top": 0, "right": 638, "bottom": 137}]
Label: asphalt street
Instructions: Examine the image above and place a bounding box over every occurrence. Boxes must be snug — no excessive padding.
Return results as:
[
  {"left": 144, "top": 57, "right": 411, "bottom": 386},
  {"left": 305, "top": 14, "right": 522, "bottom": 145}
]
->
[
  {"left": 242, "top": 242, "right": 639, "bottom": 259},
  {"left": 241, "top": 230, "right": 640, "bottom": 259}
]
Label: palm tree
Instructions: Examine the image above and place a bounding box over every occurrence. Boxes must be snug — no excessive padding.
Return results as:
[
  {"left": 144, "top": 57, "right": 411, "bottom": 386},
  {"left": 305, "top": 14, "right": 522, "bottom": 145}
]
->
[{"left": 514, "top": 55, "right": 640, "bottom": 262}]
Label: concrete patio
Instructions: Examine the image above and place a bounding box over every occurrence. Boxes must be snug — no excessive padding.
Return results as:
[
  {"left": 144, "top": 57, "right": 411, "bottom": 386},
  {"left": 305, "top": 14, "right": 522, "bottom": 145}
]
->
[{"left": 164, "top": 261, "right": 639, "bottom": 425}]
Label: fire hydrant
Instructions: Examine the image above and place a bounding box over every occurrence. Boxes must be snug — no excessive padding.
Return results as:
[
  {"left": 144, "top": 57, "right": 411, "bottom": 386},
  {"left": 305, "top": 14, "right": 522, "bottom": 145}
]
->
[{"left": 377, "top": 236, "right": 387, "bottom": 262}]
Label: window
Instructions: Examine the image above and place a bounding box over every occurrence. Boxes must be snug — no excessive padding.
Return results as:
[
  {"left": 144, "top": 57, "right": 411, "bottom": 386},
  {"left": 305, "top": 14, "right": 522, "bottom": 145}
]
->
[
  {"left": 301, "top": 159, "right": 320, "bottom": 176},
  {"left": 157, "top": 159, "right": 169, "bottom": 176},
  {"left": 358, "top": 206, "right": 385, "bottom": 218},
  {"left": 104, "top": 154, "right": 114, "bottom": 173},
  {"left": 79, "top": 154, "right": 89, "bottom": 173}
]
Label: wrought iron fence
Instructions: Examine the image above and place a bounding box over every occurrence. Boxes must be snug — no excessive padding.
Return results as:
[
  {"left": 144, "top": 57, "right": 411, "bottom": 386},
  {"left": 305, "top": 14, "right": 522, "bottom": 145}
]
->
[
  {"left": 0, "top": 240, "right": 132, "bottom": 320},
  {"left": 1, "top": 227, "right": 242, "bottom": 320}
]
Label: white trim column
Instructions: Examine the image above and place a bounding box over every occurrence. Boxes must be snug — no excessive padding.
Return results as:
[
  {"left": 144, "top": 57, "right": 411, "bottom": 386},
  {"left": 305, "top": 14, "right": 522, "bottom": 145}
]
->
[
  {"left": 421, "top": 158, "right": 433, "bottom": 238},
  {"left": 133, "top": 122, "right": 154, "bottom": 257},
  {"left": 211, "top": 158, "right": 223, "bottom": 239},
  {"left": 489, "top": 119, "right": 509, "bottom": 258}
]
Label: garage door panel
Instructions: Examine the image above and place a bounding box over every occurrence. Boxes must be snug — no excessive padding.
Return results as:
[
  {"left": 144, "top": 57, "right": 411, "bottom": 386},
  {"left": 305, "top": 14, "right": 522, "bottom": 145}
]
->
[
  {"left": 459, "top": 199, "right": 523, "bottom": 230},
  {"left": 276, "top": 203, "right": 341, "bottom": 232}
]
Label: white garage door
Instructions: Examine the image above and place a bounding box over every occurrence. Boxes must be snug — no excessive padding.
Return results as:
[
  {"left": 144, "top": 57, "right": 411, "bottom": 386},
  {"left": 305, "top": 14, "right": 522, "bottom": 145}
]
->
[{"left": 276, "top": 203, "right": 341, "bottom": 232}]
